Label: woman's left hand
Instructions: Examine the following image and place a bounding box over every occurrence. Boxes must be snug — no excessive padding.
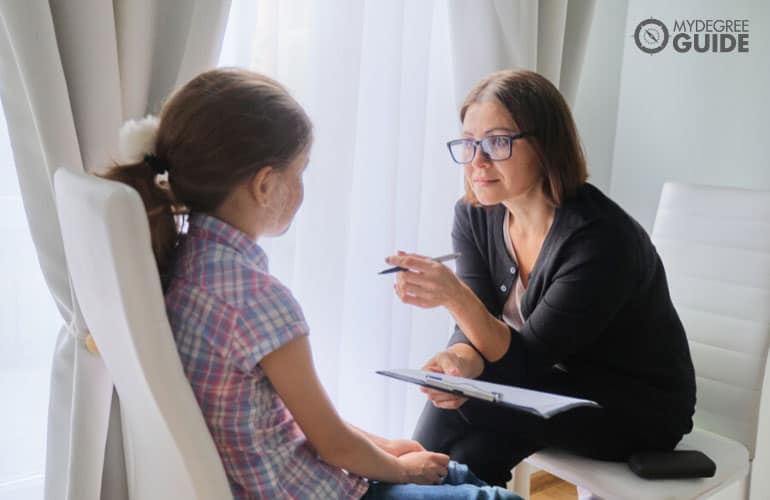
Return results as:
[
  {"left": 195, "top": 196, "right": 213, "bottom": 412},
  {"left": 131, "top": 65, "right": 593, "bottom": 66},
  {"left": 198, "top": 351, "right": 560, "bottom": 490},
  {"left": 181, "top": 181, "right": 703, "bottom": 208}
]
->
[{"left": 387, "top": 251, "right": 464, "bottom": 309}]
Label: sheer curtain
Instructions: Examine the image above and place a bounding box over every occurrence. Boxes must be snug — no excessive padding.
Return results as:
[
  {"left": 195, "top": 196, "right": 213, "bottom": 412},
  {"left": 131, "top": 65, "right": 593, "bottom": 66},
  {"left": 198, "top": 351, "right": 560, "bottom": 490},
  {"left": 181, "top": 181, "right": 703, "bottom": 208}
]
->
[
  {"left": 219, "top": 0, "right": 594, "bottom": 439},
  {"left": 221, "top": 0, "right": 463, "bottom": 438}
]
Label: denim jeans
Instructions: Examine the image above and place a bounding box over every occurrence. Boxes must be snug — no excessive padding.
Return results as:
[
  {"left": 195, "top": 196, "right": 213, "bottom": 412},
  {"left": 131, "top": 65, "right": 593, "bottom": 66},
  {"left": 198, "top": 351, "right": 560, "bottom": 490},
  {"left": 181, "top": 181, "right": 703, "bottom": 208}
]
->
[{"left": 361, "top": 461, "right": 521, "bottom": 499}]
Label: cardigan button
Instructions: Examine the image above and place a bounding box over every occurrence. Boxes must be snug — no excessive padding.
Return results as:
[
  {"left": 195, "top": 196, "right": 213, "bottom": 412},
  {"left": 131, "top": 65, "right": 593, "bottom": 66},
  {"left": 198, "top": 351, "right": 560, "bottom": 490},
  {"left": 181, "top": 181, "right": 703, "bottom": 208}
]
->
[
  {"left": 500, "top": 284, "right": 507, "bottom": 292},
  {"left": 509, "top": 266, "right": 516, "bottom": 274}
]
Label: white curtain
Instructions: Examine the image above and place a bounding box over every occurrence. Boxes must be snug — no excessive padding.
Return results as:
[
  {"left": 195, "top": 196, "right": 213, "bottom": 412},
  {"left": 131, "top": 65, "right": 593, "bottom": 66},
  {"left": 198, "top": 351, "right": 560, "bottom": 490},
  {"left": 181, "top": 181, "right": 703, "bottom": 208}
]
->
[
  {"left": 220, "top": 0, "right": 595, "bottom": 439},
  {"left": 448, "top": 0, "right": 596, "bottom": 107},
  {"left": 0, "top": 1, "right": 231, "bottom": 499}
]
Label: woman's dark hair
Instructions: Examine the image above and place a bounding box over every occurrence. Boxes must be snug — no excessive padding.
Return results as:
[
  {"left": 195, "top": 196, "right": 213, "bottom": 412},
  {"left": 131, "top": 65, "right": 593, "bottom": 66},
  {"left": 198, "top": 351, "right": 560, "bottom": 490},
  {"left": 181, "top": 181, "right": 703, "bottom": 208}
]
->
[
  {"left": 100, "top": 68, "right": 312, "bottom": 282},
  {"left": 460, "top": 69, "right": 587, "bottom": 206}
]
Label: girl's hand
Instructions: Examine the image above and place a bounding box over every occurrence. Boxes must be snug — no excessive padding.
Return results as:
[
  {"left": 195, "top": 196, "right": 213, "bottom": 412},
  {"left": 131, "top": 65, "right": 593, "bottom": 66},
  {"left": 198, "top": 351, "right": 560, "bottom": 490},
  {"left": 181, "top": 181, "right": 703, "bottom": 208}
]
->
[
  {"left": 420, "top": 348, "right": 484, "bottom": 409},
  {"left": 387, "top": 251, "right": 465, "bottom": 309},
  {"left": 381, "top": 439, "right": 425, "bottom": 457},
  {"left": 397, "top": 451, "right": 450, "bottom": 484}
]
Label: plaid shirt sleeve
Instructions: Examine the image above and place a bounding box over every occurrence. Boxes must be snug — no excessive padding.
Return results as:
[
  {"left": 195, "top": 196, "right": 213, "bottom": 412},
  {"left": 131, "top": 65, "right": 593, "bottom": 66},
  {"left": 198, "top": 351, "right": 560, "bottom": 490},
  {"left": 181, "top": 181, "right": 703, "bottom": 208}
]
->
[{"left": 229, "top": 274, "right": 310, "bottom": 372}]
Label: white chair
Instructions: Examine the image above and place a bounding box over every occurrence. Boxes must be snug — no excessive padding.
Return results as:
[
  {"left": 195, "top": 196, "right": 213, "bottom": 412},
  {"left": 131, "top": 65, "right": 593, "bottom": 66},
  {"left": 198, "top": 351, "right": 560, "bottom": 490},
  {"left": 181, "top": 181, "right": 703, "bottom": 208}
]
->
[
  {"left": 54, "top": 169, "right": 232, "bottom": 500},
  {"left": 513, "top": 182, "right": 770, "bottom": 500}
]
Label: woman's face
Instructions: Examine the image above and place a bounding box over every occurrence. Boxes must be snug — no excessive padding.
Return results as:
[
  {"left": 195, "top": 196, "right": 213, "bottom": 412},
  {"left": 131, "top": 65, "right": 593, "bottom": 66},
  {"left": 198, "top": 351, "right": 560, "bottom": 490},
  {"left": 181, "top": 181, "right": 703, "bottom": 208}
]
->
[{"left": 462, "top": 99, "right": 542, "bottom": 206}]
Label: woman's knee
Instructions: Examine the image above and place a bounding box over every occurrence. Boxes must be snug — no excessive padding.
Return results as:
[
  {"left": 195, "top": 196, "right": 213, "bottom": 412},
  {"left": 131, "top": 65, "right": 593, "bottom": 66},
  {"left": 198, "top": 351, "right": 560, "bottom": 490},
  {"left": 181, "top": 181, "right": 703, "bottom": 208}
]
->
[
  {"left": 448, "top": 431, "right": 540, "bottom": 487},
  {"left": 413, "top": 403, "right": 471, "bottom": 452}
]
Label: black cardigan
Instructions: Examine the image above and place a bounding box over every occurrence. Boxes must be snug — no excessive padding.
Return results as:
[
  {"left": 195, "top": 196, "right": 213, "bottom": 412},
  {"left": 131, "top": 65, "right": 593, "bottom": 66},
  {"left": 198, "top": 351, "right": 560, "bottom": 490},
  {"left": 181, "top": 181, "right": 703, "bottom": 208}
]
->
[{"left": 449, "top": 183, "right": 696, "bottom": 432}]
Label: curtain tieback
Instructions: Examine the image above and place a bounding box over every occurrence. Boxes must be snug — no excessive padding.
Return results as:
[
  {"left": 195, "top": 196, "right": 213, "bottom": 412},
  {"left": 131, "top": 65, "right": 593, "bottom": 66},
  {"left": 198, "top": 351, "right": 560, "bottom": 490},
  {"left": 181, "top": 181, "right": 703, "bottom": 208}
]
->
[
  {"left": 66, "top": 321, "right": 100, "bottom": 355},
  {"left": 85, "top": 333, "right": 100, "bottom": 355}
]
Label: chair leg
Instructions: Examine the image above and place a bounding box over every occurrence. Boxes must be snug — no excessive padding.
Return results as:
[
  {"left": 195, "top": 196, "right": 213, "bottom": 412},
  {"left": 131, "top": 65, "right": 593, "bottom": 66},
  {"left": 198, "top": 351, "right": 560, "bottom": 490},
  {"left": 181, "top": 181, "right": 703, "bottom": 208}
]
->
[
  {"left": 509, "top": 462, "right": 533, "bottom": 499},
  {"left": 577, "top": 485, "right": 602, "bottom": 499}
]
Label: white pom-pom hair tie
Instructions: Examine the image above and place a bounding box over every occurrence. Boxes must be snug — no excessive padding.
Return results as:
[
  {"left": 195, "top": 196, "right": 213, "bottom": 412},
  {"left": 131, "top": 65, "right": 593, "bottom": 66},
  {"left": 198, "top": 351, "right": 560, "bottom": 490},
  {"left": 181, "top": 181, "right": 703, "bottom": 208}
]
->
[{"left": 118, "top": 115, "right": 160, "bottom": 164}]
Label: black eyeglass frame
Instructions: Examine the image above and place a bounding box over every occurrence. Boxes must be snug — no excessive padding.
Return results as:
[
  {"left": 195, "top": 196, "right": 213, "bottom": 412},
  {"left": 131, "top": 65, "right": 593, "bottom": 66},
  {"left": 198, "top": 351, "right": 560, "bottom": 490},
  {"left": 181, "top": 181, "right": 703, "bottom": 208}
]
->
[{"left": 446, "top": 132, "right": 535, "bottom": 164}]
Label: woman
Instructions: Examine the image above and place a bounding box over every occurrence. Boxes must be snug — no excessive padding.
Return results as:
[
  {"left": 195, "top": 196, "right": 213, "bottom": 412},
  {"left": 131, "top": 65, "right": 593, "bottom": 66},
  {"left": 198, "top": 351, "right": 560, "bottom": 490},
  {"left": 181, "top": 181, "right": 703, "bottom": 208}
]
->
[{"left": 386, "top": 69, "right": 696, "bottom": 487}]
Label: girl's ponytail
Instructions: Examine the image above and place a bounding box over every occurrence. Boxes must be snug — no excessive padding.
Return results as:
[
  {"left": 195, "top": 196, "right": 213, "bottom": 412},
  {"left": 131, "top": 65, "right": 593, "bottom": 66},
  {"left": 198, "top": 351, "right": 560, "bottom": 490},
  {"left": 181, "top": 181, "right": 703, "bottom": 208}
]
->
[{"left": 100, "top": 116, "right": 187, "bottom": 286}]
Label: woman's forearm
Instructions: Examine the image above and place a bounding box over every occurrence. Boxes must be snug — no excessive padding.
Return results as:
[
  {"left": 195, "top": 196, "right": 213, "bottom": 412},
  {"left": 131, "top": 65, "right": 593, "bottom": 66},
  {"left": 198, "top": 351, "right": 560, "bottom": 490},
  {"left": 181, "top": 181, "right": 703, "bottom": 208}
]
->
[
  {"left": 447, "top": 282, "right": 511, "bottom": 362},
  {"left": 446, "top": 343, "right": 485, "bottom": 378}
]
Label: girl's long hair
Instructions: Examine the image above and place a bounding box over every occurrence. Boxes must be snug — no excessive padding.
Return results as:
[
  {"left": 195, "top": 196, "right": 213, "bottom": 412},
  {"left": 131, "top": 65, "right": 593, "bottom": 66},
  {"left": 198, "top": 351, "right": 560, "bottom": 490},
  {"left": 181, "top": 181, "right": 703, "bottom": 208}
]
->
[{"left": 100, "top": 68, "right": 312, "bottom": 285}]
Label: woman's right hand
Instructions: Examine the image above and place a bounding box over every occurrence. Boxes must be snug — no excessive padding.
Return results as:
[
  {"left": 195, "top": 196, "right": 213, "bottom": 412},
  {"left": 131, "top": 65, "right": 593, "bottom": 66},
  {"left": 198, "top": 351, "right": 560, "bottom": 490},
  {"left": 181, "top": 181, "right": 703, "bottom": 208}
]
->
[
  {"left": 421, "top": 346, "right": 484, "bottom": 409},
  {"left": 397, "top": 451, "right": 450, "bottom": 484}
]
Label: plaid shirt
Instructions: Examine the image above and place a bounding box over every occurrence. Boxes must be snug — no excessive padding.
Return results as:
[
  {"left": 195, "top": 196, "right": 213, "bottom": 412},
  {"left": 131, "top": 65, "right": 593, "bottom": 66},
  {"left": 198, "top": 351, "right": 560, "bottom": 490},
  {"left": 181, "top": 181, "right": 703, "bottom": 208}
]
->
[{"left": 165, "top": 213, "right": 368, "bottom": 499}]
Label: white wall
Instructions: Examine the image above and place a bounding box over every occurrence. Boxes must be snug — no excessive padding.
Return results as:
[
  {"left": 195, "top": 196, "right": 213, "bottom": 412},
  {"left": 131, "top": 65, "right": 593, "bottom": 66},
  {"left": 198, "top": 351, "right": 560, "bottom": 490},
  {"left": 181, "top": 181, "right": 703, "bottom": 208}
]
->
[{"left": 610, "top": 0, "right": 770, "bottom": 231}]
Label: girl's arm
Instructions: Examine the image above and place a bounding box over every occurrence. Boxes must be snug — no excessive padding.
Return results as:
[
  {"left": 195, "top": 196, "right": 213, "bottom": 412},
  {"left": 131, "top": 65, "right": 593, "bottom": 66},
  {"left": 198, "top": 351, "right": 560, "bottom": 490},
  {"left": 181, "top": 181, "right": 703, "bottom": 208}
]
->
[
  {"left": 347, "top": 424, "right": 425, "bottom": 457},
  {"left": 260, "top": 335, "right": 449, "bottom": 484}
]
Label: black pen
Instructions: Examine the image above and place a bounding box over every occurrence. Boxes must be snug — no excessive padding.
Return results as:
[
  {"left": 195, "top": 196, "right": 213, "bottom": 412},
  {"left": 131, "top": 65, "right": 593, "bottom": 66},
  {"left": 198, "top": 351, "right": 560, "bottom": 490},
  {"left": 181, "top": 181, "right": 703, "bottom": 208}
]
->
[
  {"left": 423, "top": 373, "right": 499, "bottom": 403},
  {"left": 378, "top": 252, "right": 462, "bottom": 275}
]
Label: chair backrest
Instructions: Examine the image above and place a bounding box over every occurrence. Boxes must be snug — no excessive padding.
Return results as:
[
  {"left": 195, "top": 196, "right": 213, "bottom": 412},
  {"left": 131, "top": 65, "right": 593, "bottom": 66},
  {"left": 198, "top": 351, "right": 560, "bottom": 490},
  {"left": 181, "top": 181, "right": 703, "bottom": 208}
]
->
[
  {"left": 651, "top": 181, "right": 770, "bottom": 460},
  {"left": 54, "top": 169, "right": 232, "bottom": 500}
]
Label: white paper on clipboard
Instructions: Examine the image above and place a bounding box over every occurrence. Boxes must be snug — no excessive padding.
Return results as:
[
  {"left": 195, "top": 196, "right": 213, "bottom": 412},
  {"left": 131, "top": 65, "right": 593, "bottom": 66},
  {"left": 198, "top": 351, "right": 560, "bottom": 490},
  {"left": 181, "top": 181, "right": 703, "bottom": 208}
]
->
[{"left": 377, "top": 368, "right": 600, "bottom": 419}]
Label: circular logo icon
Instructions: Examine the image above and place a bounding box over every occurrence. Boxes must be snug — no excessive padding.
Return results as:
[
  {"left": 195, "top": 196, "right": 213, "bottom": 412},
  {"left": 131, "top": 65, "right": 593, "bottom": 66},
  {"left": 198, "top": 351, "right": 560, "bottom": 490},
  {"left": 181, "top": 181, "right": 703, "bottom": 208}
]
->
[{"left": 634, "top": 18, "right": 669, "bottom": 54}]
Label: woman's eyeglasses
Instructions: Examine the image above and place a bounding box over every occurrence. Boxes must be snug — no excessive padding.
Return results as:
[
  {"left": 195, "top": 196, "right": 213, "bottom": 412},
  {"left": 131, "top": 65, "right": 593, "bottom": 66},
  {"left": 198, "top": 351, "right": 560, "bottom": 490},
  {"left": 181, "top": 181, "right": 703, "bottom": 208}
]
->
[{"left": 446, "top": 132, "right": 534, "bottom": 164}]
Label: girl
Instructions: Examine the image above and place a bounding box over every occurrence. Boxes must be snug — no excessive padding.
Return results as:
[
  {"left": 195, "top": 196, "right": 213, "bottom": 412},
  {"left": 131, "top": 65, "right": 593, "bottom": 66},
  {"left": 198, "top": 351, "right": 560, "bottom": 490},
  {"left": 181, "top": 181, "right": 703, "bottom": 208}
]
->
[{"left": 103, "top": 68, "right": 519, "bottom": 500}]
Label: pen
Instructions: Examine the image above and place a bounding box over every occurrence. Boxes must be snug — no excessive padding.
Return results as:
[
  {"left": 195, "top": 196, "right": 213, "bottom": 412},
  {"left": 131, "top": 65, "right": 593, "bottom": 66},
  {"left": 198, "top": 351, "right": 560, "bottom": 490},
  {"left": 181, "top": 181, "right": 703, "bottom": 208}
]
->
[
  {"left": 378, "top": 252, "right": 462, "bottom": 275},
  {"left": 423, "top": 373, "right": 499, "bottom": 403}
]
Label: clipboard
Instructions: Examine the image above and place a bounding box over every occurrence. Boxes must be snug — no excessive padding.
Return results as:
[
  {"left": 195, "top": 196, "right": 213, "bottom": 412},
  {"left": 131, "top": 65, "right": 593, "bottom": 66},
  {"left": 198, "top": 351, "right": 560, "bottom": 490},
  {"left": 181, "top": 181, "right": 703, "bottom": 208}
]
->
[{"left": 377, "top": 369, "right": 600, "bottom": 419}]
